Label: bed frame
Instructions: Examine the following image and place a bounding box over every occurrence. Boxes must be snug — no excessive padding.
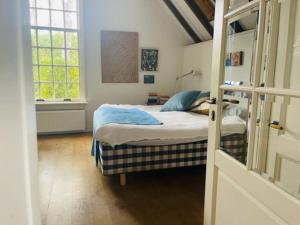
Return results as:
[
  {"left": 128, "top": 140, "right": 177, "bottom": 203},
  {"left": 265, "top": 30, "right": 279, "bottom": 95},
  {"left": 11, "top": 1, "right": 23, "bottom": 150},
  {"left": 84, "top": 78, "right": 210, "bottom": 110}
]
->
[{"left": 94, "top": 133, "right": 247, "bottom": 186}]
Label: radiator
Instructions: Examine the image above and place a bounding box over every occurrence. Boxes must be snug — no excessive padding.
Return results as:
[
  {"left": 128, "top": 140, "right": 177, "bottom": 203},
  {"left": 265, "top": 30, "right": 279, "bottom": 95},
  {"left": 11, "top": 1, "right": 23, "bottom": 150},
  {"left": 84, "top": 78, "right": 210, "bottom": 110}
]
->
[{"left": 36, "top": 110, "right": 86, "bottom": 133}]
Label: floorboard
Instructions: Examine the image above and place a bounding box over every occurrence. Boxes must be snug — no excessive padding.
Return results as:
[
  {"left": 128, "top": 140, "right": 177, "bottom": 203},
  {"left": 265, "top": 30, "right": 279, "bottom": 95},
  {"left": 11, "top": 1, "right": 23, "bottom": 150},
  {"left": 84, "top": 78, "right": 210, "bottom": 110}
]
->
[{"left": 38, "top": 134, "right": 205, "bottom": 225}]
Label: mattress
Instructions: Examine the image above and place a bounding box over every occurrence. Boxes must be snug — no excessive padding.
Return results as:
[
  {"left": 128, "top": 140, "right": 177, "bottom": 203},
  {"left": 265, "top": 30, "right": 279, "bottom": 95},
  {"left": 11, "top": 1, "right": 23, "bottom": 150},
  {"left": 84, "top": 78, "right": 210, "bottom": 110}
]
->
[
  {"left": 94, "top": 104, "right": 246, "bottom": 146},
  {"left": 96, "top": 133, "right": 247, "bottom": 175}
]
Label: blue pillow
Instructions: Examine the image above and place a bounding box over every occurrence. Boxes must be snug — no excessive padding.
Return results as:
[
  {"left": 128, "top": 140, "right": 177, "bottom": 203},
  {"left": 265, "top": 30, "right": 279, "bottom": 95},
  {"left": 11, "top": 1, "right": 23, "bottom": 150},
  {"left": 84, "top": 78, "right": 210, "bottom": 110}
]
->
[
  {"left": 160, "top": 90, "right": 201, "bottom": 112},
  {"left": 197, "top": 91, "right": 210, "bottom": 98}
]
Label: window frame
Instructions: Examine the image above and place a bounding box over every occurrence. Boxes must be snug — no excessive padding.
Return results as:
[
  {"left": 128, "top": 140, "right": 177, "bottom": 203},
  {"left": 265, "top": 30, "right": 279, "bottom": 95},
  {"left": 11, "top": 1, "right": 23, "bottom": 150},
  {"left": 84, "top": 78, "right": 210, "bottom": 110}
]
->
[{"left": 30, "top": 0, "right": 85, "bottom": 102}]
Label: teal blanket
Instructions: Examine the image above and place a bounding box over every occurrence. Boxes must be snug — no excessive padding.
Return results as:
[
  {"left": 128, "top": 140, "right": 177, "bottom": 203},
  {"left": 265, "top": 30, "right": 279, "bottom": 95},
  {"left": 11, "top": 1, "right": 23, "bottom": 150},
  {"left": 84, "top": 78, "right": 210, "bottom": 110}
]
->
[
  {"left": 94, "top": 106, "right": 162, "bottom": 128},
  {"left": 91, "top": 106, "right": 162, "bottom": 160}
]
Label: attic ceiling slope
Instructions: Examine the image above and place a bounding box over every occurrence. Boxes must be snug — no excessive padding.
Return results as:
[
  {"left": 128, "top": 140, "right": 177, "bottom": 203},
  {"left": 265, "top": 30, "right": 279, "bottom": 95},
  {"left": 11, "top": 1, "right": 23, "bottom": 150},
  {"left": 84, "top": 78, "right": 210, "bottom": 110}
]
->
[
  {"left": 163, "top": 0, "right": 254, "bottom": 43},
  {"left": 163, "top": 0, "right": 202, "bottom": 43}
]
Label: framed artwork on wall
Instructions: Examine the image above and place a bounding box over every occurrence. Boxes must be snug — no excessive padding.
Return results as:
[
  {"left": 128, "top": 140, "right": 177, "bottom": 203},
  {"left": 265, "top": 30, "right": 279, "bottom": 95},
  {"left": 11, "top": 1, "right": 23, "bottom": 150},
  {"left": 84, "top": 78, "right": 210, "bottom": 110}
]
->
[
  {"left": 144, "top": 75, "right": 155, "bottom": 84},
  {"left": 101, "top": 30, "right": 139, "bottom": 83},
  {"left": 225, "top": 51, "right": 244, "bottom": 66},
  {"left": 141, "top": 49, "right": 158, "bottom": 71},
  {"left": 231, "top": 51, "right": 243, "bottom": 66}
]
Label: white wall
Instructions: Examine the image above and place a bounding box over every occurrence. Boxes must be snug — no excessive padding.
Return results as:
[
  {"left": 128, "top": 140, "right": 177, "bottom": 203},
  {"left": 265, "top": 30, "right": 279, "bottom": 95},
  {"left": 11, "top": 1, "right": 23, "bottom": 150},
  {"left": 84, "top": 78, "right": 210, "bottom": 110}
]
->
[
  {"left": 83, "top": 0, "right": 190, "bottom": 129},
  {"left": 0, "top": 0, "right": 40, "bottom": 225},
  {"left": 181, "top": 41, "right": 213, "bottom": 91}
]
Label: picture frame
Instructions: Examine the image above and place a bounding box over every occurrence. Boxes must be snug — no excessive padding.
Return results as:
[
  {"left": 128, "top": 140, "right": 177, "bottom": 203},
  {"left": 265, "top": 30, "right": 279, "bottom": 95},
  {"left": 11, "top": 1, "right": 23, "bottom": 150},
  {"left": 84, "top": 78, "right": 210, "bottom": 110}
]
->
[
  {"left": 144, "top": 75, "right": 155, "bottom": 84},
  {"left": 231, "top": 51, "right": 243, "bottom": 66},
  {"left": 141, "top": 49, "right": 159, "bottom": 71},
  {"left": 101, "top": 30, "right": 139, "bottom": 83}
]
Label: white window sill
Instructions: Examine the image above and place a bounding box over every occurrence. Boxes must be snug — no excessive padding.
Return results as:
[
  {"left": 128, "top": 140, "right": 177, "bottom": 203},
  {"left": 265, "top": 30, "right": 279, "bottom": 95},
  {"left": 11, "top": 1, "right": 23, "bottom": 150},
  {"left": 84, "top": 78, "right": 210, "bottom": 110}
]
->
[
  {"left": 35, "top": 101, "right": 88, "bottom": 111},
  {"left": 35, "top": 101, "right": 88, "bottom": 106}
]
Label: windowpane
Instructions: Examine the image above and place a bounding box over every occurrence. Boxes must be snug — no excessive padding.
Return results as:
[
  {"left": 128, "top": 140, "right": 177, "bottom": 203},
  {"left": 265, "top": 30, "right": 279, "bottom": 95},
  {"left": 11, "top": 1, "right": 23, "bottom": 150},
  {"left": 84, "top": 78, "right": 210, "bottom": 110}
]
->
[
  {"left": 66, "top": 50, "right": 78, "bottom": 66},
  {"left": 32, "top": 48, "right": 38, "bottom": 64},
  {"left": 40, "top": 83, "right": 54, "bottom": 99},
  {"left": 30, "top": 0, "right": 36, "bottom": 7},
  {"left": 53, "top": 67, "right": 66, "bottom": 82},
  {"left": 64, "top": 0, "right": 77, "bottom": 11},
  {"left": 52, "top": 31, "right": 65, "bottom": 48},
  {"left": 40, "top": 66, "right": 52, "bottom": 82},
  {"left": 67, "top": 67, "right": 79, "bottom": 82},
  {"left": 33, "top": 66, "right": 39, "bottom": 82},
  {"left": 51, "top": 0, "right": 63, "bottom": 10},
  {"left": 29, "top": 0, "right": 80, "bottom": 100},
  {"left": 30, "top": 9, "right": 36, "bottom": 26},
  {"left": 228, "top": 0, "right": 249, "bottom": 12},
  {"left": 37, "top": 9, "right": 50, "bottom": 27},
  {"left": 65, "top": 12, "right": 77, "bottom": 29},
  {"left": 37, "top": 30, "right": 51, "bottom": 47},
  {"left": 51, "top": 10, "right": 64, "bottom": 28},
  {"left": 31, "top": 29, "right": 37, "bottom": 46},
  {"left": 219, "top": 90, "right": 251, "bottom": 165},
  {"left": 66, "top": 32, "right": 78, "bottom": 49},
  {"left": 223, "top": 10, "right": 258, "bottom": 87},
  {"left": 53, "top": 49, "right": 65, "bottom": 65},
  {"left": 36, "top": 0, "right": 49, "bottom": 8},
  {"left": 39, "top": 48, "right": 52, "bottom": 65},
  {"left": 34, "top": 83, "right": 40, "bottom": 99},
  {"left": 54, "top": 83, "right": 66, "bottom": 98},
  {"left": 67, "top": 83, "right": 79, "bottom": 98}
]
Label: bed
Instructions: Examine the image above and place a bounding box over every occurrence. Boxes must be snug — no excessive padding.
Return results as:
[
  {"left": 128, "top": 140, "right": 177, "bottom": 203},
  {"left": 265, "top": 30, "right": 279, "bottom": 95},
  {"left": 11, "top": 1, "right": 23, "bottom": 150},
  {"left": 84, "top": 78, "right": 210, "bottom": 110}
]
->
[{"left": 92, "top": 104, "right": 247, "bottom": 185}]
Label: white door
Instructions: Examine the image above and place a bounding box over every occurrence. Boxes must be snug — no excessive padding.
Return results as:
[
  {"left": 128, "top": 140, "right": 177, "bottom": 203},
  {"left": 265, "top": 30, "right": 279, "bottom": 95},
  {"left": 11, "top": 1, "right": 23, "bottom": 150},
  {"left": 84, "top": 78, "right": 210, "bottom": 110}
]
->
[{"left": 204, "top": 1, "right": 300, "bottom": 225}]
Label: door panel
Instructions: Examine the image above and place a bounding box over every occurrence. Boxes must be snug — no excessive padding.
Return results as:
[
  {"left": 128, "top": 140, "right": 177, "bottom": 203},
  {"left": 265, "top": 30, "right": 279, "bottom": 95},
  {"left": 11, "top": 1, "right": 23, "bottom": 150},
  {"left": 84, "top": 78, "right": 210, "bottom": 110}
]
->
[
  {"left": 255, "top": 95, "right": 300, "bottom": 200},
  {"left": 215, "top": 171, "right": 287, "bottom": 225},
  {"left": 215, "top": 151, "right": 300, "bottom": 225}
]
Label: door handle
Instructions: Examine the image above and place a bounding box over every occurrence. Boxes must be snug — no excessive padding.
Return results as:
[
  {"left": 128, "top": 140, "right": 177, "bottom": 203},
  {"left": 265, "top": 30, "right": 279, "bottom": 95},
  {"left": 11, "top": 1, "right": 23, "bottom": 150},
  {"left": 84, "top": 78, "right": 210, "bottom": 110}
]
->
[
  {"left": 269, "top": 121, "right": 283, "bottom": 130},
  {"left": 223, "top": 99, "right": 240, "bottom": 104},
  {"left": 206, "top": 97, "right": 217, "bottom": 104}
]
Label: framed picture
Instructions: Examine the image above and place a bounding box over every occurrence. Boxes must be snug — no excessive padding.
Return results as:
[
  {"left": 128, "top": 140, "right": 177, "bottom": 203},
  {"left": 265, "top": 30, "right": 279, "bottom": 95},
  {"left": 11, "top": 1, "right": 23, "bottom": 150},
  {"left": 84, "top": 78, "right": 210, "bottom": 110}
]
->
[
  {"left": 141, "top": 49, "right": 158, "bottom": 71},
  {"left": 231, "top": 51, "right": 243, "bottom": 66},
  {"left": 144, "top": 75, "right": 155, "bottom": 84},
  {"left": 101, "top": 30, "right": 138, "bottom": 83}
]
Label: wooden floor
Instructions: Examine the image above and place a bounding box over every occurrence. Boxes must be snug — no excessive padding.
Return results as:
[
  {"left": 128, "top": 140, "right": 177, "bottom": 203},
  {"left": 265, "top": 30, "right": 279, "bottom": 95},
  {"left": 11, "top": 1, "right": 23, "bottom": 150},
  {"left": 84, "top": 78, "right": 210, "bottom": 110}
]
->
[{"left": 38, "top": 134, "right": 206, "bottom": 225}]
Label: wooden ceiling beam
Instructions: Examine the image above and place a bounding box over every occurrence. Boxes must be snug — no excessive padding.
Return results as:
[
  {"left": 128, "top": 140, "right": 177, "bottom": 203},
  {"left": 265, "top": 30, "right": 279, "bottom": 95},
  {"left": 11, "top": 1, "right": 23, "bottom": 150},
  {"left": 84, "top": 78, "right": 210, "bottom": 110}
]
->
[
  {"left": 163, "top": 0, "right": 201, "bottom": 43},
  {"left": 185, "top": 0, "right": 214, "bottom": 37},
  {"left": 194, "top": 0, "right": 215, "bottom": 21},
  {"left": 230, "top": 21, "right": 244, "bottom": 33}
]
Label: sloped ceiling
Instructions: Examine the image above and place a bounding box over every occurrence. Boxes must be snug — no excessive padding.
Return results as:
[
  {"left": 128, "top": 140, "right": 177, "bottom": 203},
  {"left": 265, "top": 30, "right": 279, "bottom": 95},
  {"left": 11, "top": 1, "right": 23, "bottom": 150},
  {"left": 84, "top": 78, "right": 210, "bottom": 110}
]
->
[
  {"left": 163, "top": 0, "right": 215, "bottom": 42},
  {"left": 163, "top": 0, "right": 255, "bottom": 44}
]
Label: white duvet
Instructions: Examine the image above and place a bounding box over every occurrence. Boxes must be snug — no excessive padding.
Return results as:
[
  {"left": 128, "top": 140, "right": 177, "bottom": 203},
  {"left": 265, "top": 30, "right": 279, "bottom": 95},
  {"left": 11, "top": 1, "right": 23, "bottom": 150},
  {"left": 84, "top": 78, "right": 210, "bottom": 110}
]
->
[{"left": 94, "top": 104, "right": 246, "bottom": 146}]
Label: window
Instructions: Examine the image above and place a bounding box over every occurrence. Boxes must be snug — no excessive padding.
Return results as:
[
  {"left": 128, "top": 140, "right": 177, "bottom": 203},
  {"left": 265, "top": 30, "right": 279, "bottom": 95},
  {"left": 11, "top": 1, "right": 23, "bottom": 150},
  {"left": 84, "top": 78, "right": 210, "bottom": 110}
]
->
[{"left": 29, "top": 0, "right": 81, "bottom": 101}]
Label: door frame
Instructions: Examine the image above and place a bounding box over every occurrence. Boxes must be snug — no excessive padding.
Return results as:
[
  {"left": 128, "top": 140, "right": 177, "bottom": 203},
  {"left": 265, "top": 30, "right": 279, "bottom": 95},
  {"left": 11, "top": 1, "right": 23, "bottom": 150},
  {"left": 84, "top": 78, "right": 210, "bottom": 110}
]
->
[{"left": 203, "top": 1, "right": 300, "bottom": 225}]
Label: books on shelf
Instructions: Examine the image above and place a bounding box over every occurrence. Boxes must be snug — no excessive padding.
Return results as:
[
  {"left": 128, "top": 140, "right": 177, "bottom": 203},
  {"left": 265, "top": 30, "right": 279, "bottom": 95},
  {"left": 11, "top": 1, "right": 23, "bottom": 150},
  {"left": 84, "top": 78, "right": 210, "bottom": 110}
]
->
[
  {"left": 146, "top": 92, "right": 170, "bottom": 105},
  {"left": 147, "top": 92, "right": 159, "bottom": 105}
]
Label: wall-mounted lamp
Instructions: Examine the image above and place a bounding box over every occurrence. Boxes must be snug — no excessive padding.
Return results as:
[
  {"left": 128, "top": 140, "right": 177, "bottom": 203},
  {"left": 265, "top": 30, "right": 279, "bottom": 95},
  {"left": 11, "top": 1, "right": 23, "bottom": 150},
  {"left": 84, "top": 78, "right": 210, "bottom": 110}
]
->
[{"left": 176, "top": 70, "right": 202, "bottom": 80}]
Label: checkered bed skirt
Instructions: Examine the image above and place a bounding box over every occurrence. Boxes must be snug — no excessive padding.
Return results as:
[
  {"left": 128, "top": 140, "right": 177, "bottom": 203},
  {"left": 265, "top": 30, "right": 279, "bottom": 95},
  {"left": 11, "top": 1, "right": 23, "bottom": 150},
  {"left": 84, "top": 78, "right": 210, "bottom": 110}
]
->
[{"left": 96, "top": 133, "right": 247, "bottom": 175}]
